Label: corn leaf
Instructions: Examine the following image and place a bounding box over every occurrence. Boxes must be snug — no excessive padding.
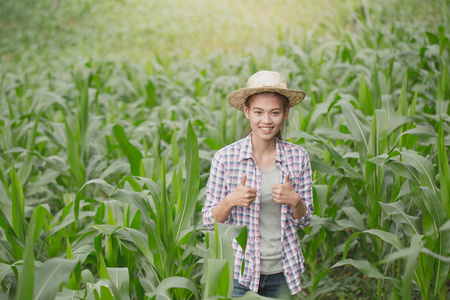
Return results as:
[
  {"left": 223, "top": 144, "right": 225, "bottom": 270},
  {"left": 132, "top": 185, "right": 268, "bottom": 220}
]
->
[
  {"left": 113, "top": 124, "right": 143, "bottom": 176},
  {"left": 16, "top": 206, "right": 47, "bottom": 300},
  {"left": 339, "top": 101, "right": 369, "bottom": 150},
  {"left": 437, "top": 117, "right": 450, "bottom": 217},
  {"left": 364, "top": 229, "right": 404, "bottom": 251},
  {"left": 10, "top": 163, "right": 26, "bottom": 245},
  {"left": 379, "top": 201, "right": 420, "bottom": 234},
  {"left": 107, "top": 268, "right": 130, "bottom": 300},
  {"left": 33, "top": 258, "right": 79, "bottom": 300},
  {"left": 204, "top": 259, "right": 230, "bottom": 298},
  {"left": 174, "top": 121, "right": 199, "bottom": 241},
  {"left": 332, "top": 259, "right": 388, "bottom": 280},
  {"left": 64, "top": 119, "right": 84, "bottom": 188},
  {"left": 145, "top": 276, "right": 199, "bottom": 300}
]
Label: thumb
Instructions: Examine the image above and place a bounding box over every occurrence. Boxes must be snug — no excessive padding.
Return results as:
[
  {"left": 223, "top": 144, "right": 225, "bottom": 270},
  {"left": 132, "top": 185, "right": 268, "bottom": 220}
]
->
[
  {"left": 239, "top": 174, "right": 247, "bottom": 186},
  {"left": 284, "top": 173, "right": 291, "bottom": 184}
]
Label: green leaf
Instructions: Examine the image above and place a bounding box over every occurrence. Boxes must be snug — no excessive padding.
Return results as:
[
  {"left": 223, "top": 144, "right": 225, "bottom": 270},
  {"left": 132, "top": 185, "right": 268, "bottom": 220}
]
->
[
  {"left": 437, "top": 117, "right": 450, "bottom": 217},
  {"left": 379, "top": 201, "right": 420, "bottom": 234},
  {"left": 364, "top": 229, "right": 404, "bottom": 251},
  {"left": 339, "top": 101, "right": 369, "bottom": 150},
  {"left": 0, "top": 263, "right": 13, "bottom": 284},
  {"left": 312, "top": 185, "right": 328, "bottom": 217},
  {"left": 342, "top": 232, "right": 362, "bottom": 260},
  {"left": 64, "top": 119, "right": 84, "bottom": 188},
  {"left": 0, "top": 207, "right": 24, "bottom": 258},
  {"left": 398, "top": 126, "right": 437, "bottom": 144},
  {"left": 16, "top": 206, "right": 47, "bottom": 300},
  {"left": 397, "top": 73, "right": 408, "bottom": 117},
  {"left": 99, "top": 253, "right": 112, "bottom": 281},
  {"left": 75, "top": 178, "right": 150, "bottom": 224},
  {"left": 125, "top": 227, "right": 158, "bottom": 280},
  {"left": 386, "top": 159, "right": 419, "bottom": 185},
  {"left": 157, "top": 157, "right": 173, "bottom": 253},
  {"left": 11, "top": 163, "right": 26, "bottom": 245},
  {"left": 113, "top": 124, "right": 143, "bottom": 176},
  {"left": 17, "top": 118, "right": 39, "bottom": 186},
  {"left": 107, "top": 268, "right": 130, "bottom": 300},
  {"left": 33, "top": 258, "right": 79, "bottom": 300},
  {"left": 309, "top": 268, "right": 330, "bottom": 299},
  {"left": 368, "top": 109, "right": 387, "bottom": 159},
  {"left": 288, "top": 130, "right": 364, "bottom": 180},
  {"left": 426, "top": 31, "right": 439, "bottom": 45},
  {"left": 358, "top": 71, "right": 373, "bottom": 115},
  {"left": 174, "top": 120, "right": 200, "bottom": 241},
  {"left": 440, "top": 219, "right": 450, "bottom": 232},
  {"left": 170, "top": 129, "right": 179, "bottom": 165},
  {"left": 18, "top": 155, "right": 34, "bottom": 187},
  {"left": 310, "top": 155, "right": 345, "bottom": 177},
  {"left": 145, "top": 80, "right": 157, "bottom": 108},
  {"left": 89, "top": 279, "right": 123, "bottom": 300},
  {"left": 402, "top": 247, "right": 420, "bottom": 299},
  {"left": 206, "top": 222, "right": 247, "bottom": 293},
  {"left": 311, "top": 215, "right": 344, "bottom": 232},
  {"left": 413, "top": 186, "right": 449, "bottom": 296},
  {"left": 145, "top": 276, "right": 199, "bottom": 300},
  {"left": 345, "top": 178, "right": 369, "bottom": 211},
  {"left": 332, "top": 259, "right": 387, "bottom": 280},
  {"left": 402, "top": 152, "right": 437, "bottom": 193},
  {"left": 341, "top": 207, "right": 365, "bottom": 231},
  {"left": 67, "top": 261, "right": 82, "bottom": 289},
  {"left": 204, "top": 259, "right": 230, "bottom": 298}
]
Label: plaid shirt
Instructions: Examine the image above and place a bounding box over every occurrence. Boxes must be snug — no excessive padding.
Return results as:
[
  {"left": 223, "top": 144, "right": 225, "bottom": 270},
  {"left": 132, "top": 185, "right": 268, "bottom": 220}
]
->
[{"left": 202, "top": 134, "right": 313, "bottom": 295}]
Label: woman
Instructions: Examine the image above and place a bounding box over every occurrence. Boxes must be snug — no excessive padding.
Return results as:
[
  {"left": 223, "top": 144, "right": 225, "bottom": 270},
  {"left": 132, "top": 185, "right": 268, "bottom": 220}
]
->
[{"left": 202, "top": 71, "right": 313, "bottom": 299}]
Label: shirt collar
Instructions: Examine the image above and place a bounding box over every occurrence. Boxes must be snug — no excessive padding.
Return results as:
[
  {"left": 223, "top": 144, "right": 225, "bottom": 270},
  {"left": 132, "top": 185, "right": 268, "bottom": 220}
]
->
[
  {"left": 237, "top": 132, "right": 286, "bottom": 164},
  {"left": 275, "top": 137, "right": 285, "bottom": 163},
  {"left": 238, "top": 133, "right": 253, "bottom": 162}
]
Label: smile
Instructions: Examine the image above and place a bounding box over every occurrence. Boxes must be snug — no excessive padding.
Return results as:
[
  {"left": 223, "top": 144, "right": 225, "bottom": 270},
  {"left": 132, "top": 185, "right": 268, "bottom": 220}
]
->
[{"left": 260, "top": 127, "right": 274, "bottom": 133}]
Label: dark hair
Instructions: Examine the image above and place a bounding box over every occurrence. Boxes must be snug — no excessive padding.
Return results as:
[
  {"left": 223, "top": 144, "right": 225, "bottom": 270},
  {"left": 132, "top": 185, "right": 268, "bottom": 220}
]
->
[{"left": 244, "top": 92, "right": 289, "bottom": 140}]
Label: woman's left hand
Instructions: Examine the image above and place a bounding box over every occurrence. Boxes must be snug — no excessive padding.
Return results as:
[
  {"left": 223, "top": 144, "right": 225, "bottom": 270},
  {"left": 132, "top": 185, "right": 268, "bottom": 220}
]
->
[
  {"left": 272, "top": 174, "right": 307, "bottom": 219},
  {"left": 271, "top": 174, "right": 301, "bottom": 207}
]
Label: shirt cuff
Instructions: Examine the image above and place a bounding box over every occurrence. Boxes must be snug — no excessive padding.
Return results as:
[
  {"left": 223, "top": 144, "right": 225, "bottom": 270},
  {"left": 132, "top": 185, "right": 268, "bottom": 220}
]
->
[
  {"left": 291, "top": 205, "right": 312, "bottom": 228},
  {"left": 202, "top": 208, "right": 216, "bottom": 230}
]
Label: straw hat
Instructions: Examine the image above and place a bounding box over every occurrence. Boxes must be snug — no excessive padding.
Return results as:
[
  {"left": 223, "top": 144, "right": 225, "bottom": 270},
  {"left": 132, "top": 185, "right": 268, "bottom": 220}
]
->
[{"left": 227, "top": 70, "right": 306, "bottom": 111}]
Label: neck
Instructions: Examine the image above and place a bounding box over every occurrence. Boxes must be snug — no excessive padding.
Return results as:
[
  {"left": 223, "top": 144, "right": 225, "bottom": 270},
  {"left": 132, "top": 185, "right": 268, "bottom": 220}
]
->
[
  {"left": 250, "top": 134, "right": 277, "bottom": 170},
  {"left": 251, "top": 134, "right": 276, "bottom": 156}
]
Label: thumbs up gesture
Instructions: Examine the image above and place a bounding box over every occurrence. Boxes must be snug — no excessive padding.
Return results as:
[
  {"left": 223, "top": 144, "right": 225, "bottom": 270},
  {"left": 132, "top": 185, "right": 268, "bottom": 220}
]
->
[
  {"left": 271, "top": 173, "right": 302, "bottom": 207},
  {"left": 227, "top": 174, "right": 257, "bottom": 207}
]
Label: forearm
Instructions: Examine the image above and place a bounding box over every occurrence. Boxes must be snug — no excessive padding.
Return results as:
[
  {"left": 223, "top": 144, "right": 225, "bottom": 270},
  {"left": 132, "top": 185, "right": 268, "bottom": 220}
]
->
[
  {"left": 212, "top": 196, "right": 235, "bottom": 223},
  {"left": 291, "top": 194, "right": 307, "bottom": 219}
]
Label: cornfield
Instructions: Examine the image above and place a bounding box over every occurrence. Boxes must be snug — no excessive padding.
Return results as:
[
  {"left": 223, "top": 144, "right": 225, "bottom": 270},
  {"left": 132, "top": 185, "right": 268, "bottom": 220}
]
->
[{"left": 0, "top": 0, "right": 449, "bottom": 299}]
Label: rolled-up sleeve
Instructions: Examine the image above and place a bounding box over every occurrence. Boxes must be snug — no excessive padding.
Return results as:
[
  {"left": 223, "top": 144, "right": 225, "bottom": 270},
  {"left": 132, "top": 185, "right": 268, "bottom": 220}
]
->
[
  {"left": 291, "top": 152, "right": 314, "bottom": 229},
  {"left": 202, "top": 151, "right": 230, "bottom": 229}
]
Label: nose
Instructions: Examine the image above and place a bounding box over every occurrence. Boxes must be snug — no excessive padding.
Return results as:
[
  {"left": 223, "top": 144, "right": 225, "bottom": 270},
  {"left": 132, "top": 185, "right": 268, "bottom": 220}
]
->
[{"left": 262, "top": 113, "right": 272, "bottom": 124}]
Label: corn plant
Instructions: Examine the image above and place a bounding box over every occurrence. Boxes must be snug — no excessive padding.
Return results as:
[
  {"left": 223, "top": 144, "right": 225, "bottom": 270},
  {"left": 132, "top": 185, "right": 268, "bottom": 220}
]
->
[{"left": 1, "top": 0, "right": 449, "bottom": 299}]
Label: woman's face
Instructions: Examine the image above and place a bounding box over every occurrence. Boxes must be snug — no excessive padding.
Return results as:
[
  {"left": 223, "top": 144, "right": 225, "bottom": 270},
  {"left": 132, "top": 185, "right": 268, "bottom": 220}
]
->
[{"left": 243, "top": 93, "right": 289, "bottom": 143}]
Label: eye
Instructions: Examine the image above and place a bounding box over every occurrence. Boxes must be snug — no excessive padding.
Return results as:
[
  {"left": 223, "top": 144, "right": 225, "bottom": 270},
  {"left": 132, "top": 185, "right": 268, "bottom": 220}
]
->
[
  {"left": 254, "top": 111, "right": 262, "bottom": 115},
  {"left": 272, "top": 111, "right": 280, "bottom": 116}
]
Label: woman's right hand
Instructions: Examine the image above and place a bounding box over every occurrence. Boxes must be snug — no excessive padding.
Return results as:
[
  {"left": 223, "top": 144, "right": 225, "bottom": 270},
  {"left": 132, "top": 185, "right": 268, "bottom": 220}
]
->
[
  {"left": 225, "top": 174, "right": 257, "bottom": 207},
  {"left": 212, "top": 174, "right": 257, "bottom": 223}
]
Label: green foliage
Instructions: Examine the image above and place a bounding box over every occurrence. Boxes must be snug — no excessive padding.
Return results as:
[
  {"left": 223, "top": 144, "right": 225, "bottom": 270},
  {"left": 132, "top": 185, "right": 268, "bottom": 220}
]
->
[{"left": 0, "top": 0, "right": 449, "bottom": 299}]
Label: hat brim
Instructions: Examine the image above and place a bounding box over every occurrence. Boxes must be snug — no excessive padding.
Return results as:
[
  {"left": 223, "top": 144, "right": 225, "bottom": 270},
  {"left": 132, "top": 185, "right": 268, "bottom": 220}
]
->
[{"left": 227, "top": 87, "right": 306, "bottom": 111}]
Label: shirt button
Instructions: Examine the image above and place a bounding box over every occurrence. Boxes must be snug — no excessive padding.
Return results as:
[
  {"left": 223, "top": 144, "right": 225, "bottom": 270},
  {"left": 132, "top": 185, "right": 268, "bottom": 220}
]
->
[{"left": 286, "top": 271, "right": 290, "bottom": 275}]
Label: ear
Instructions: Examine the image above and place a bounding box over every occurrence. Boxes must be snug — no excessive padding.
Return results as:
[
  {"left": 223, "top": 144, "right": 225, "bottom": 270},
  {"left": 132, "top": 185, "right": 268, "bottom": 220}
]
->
[
  {"left": 283, "top": 107, "right": 289, "bottom": 121},
  {"left": 243, "top": 104, "right": 250, "bottom": 120}
]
